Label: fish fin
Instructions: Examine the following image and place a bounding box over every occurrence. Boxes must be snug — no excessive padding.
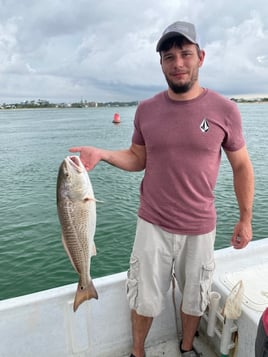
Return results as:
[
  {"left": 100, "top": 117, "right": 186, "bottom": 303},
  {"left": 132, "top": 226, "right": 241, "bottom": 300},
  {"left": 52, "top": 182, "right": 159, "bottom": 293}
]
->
[
  {"left": 95, "top": 198, "right": 104, "bottom": 203},
  {"left": 84, "top": 195, "right": 104, "bottom": 204},
  {"left": 73, "top": 279, "right": 98, "bottom": 312},
  {"left": 61, "top": 234, "right": 79, "bottom": 274},
  {"left": 90, "top": 241, "right": 97, "bottom": 256},
  {"left": 83, "top": 196, "right": 94, "bottom": 202}
]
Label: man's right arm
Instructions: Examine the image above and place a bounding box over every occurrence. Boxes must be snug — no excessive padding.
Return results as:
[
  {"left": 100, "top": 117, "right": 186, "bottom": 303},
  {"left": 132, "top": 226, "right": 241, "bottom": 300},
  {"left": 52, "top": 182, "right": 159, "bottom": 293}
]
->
[{"left": 69, "top": 143, "right": 146, "bottom": 172}]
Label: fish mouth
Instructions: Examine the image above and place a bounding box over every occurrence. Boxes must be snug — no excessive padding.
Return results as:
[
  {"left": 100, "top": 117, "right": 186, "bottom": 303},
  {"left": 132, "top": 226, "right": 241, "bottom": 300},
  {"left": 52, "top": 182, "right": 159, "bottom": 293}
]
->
[{"left": 66, "top": 156, "right": 84, "bottom": 172}]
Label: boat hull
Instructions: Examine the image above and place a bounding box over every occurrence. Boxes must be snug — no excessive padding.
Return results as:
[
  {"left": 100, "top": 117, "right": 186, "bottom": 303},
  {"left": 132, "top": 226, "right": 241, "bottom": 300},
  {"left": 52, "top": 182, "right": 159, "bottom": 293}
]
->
[{"left": 0, "top": 238, "right": 267, "bottom": 356}]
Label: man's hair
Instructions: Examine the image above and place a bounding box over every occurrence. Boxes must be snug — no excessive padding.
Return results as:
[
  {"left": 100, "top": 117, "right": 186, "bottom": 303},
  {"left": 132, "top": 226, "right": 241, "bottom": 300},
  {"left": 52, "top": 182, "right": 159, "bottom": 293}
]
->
[{"left": 159, "top": 36, "right": 201, "bottom": 57}]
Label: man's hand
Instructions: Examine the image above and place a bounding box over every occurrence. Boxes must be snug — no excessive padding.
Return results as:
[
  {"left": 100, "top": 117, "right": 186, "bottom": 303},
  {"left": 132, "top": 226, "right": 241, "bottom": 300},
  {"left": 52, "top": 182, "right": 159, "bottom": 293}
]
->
[
  {"left": 69, "top": 146, "right": 102, "bottom": 171},
  {"left": 231, "top": 221, "right": 252, "bottom": 249}
]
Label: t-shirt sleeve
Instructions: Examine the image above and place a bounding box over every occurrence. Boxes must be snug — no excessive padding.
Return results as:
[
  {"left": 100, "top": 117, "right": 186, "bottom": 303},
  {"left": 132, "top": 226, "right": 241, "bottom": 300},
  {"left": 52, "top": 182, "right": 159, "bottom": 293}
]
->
[
  {"left": 222, "top": 102, "right": 245, "bottom": 151},
  {"left": 132, "top": 105, "right": 145, "bottom": 146}
]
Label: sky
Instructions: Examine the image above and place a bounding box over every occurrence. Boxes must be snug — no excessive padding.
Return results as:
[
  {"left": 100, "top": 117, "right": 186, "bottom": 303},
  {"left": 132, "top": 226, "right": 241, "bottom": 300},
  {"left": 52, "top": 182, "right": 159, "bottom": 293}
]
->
[{"left": 0, "top": 0, "right": 268, "bottom": 103}]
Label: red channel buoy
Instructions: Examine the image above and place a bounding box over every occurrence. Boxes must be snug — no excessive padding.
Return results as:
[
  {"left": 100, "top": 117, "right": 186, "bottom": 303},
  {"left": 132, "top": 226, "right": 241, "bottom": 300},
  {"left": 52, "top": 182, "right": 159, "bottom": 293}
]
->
[{"left": 113, "top": 113, "right": 121, "bottom": 124}]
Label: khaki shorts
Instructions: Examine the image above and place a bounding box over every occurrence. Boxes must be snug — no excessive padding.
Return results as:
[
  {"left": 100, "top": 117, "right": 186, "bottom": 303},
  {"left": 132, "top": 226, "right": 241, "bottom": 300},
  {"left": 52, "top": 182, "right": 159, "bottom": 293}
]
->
[{"left": 126, "top": 218, "right": 215, "bottom": 317}]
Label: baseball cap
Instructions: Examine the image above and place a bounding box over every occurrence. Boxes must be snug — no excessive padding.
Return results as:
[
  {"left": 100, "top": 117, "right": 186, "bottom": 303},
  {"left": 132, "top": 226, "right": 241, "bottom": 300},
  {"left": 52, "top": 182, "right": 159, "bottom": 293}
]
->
[{"left": 156, "top": 21, "right": 198, "bottom": 52}]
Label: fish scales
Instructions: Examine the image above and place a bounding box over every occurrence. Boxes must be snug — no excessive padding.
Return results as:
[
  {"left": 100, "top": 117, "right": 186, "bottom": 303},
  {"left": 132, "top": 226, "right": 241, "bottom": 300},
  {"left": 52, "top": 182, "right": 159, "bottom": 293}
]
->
[{"left": 57, "top": 155, "right": 98, "bottom": 311}]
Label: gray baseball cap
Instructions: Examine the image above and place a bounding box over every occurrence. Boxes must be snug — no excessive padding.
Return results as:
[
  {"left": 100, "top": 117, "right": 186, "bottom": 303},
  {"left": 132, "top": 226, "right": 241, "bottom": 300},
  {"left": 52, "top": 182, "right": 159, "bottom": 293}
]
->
[{"left": 156, "top": 21, "right": 198, "bottom": 52}]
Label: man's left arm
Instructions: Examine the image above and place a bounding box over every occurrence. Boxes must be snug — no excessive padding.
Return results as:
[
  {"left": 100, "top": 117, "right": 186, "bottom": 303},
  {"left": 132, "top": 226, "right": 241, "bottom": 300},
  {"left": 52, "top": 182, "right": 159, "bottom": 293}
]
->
[{"left": 225, "top": 146, "right": 254, "bottom": 249}]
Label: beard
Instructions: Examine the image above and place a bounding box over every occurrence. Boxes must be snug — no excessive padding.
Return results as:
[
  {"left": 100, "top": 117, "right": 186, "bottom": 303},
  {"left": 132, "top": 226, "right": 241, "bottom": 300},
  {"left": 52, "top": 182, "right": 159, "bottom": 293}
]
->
[
  {"left": 166, "top": 78, "right": 192, "bottom": 93},
  {"left": 164, "top": 69, "right": 199, "bottom": 94}
]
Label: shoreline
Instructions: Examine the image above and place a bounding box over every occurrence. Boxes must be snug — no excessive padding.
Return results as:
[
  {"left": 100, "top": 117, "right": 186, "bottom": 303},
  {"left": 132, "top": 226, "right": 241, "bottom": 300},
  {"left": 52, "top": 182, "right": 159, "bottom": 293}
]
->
[{"left": 1, "top": 98, "right": 268, "bottom": 110}]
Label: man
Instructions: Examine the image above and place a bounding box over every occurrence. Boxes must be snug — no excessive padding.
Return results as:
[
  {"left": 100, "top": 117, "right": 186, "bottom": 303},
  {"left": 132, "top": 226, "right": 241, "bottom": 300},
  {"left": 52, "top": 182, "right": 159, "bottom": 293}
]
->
[{"left": 70, "top": 21, "right": 254, "bottom": 357}]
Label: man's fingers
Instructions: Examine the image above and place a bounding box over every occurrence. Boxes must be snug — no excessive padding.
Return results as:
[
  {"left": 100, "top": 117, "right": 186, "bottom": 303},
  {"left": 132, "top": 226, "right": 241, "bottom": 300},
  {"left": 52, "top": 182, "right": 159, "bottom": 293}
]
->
[
  {"left": 69, "top": 147, "right": 81, "bottom": 153},
  {"left": 231, "top": 235, "right": 249, "bottom": 249}
]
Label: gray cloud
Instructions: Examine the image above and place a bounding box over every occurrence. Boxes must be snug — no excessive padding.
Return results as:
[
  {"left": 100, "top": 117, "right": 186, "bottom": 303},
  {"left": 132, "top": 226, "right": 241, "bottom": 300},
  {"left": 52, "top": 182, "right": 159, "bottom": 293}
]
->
[{"left": 0, "top": 0, "right": 267, "bottom": 103}]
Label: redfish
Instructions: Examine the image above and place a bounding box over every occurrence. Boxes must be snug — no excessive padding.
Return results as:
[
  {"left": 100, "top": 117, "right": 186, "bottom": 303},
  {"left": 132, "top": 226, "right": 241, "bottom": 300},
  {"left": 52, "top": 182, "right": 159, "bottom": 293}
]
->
[{"left": 57, "top": 156, "right": 98, "bottom": 311}]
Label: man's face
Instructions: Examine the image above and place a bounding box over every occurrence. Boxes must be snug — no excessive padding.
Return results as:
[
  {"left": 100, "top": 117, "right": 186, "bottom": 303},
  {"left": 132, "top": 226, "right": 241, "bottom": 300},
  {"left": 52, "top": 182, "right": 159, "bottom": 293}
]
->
[{"left": 160, "top": 43, "right": 205, "bottom": 94}]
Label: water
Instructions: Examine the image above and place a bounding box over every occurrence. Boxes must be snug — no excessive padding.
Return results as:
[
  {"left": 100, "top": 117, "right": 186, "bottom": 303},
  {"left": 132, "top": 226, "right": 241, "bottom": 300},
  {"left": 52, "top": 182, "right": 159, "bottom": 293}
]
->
[{"left": 0, "top": 104, "right": 267, "bottom": 300}]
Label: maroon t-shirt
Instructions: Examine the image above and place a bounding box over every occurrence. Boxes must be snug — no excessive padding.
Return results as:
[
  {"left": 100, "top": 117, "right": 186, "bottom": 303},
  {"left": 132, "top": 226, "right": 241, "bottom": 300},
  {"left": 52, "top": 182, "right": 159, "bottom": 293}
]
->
[{"left": 132, "top": 89, "right": 245, "bottom": 235}]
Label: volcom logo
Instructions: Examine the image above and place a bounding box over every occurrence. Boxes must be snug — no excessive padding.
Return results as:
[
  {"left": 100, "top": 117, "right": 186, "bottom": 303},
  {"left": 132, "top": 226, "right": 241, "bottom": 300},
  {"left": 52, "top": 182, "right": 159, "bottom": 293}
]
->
[{"left": 200, "top": 118, "right": 209, "bottom": 133}]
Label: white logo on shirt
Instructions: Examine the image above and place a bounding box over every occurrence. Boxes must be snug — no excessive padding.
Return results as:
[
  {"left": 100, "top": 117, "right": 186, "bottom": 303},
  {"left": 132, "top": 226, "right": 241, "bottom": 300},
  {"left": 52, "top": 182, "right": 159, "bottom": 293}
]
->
[{"left": 200, "top": 118, "right": 209, "bottom": 133}]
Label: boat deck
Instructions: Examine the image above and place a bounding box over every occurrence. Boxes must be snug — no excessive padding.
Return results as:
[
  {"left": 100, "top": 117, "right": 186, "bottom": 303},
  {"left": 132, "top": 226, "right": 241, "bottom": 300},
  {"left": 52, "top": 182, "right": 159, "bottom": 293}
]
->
[{"left": 122, "top": 335, "right": 218, "bottom": 356}]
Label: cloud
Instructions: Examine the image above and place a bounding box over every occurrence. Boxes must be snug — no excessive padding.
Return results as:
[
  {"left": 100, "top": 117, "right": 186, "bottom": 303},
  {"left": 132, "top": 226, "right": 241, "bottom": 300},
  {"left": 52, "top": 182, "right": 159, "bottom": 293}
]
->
[
  {"left": 0, "top": 0, "right": 267, "bottom": 103},
  {"left": 201, "top": 9, "right": 268, "bottom": 94}
]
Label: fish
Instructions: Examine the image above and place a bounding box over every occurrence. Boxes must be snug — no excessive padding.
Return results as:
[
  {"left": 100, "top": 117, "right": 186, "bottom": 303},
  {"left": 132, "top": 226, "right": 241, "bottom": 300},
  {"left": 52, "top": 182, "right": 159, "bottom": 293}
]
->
[{"left": 56, "top": 155, "right": 98, "bottom": 312}]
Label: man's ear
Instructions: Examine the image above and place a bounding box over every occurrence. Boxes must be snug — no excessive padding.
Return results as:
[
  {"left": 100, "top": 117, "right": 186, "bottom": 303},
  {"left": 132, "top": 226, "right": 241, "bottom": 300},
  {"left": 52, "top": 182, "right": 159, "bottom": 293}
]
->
[{"left": 198, "top": 49, "right": 205, "bottom": 67}]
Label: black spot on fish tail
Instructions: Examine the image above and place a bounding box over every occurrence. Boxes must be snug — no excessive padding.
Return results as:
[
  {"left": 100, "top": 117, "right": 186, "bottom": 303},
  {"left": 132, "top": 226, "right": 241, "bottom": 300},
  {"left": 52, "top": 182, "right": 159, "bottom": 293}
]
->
[{"left": 73, "top": 279, "right": 98, "bottom": 312}]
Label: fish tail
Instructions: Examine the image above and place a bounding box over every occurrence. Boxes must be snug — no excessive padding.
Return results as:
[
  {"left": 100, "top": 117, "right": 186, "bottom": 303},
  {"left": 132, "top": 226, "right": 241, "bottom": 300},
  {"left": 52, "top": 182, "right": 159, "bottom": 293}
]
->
[{"left": 73, "top": 278, "right": 98, "bottom": 312}]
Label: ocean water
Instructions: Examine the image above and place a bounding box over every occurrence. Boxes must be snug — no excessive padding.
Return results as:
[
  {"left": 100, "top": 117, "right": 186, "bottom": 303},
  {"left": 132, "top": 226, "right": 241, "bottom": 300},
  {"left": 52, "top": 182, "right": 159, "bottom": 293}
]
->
[{"left": 0, "top": 104, "right": 267, "bottom": 300}]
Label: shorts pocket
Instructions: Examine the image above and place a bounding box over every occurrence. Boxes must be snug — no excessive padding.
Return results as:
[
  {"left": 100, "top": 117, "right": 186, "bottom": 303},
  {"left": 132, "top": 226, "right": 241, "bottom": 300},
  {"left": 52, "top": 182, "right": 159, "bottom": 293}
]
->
[
  {"left": 126, "top": 256, "right": 139, "bottom": 309},
  {"left": 200, "top": 261, "right": 215, "bottom": 312}
]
